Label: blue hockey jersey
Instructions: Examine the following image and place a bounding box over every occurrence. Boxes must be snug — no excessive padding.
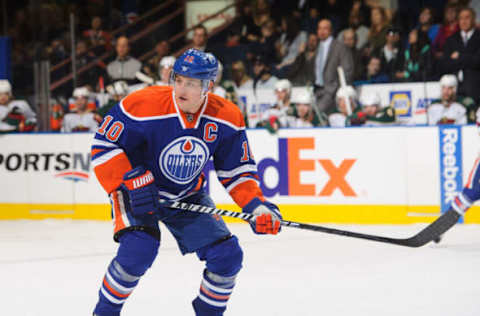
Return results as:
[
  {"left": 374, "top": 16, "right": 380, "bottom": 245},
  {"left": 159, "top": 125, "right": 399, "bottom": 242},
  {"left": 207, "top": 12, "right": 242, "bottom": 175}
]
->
[{"left": 91, "top": 86, "right": 264, "bottom": 208}]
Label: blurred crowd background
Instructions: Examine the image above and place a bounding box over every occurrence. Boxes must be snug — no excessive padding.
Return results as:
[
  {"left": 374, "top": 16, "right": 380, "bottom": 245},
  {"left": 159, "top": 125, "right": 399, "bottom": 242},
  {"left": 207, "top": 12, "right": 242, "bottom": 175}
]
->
[{"left": 1, "top": 0, "right": 479, "bottom": 133}]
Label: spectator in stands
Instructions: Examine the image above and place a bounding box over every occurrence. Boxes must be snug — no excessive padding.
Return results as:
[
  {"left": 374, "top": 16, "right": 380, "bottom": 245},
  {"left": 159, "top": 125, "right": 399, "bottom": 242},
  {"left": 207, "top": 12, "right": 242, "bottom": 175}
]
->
[
  {"left": 314, "top": 19, "right": 354, "bottom": 114},
  {"left": 287, "top": 32, "right": 318, "bottom": 86},
  {"left": 395, "top": 29, "right": 433, "bottom": 82},
  {"left": 303, "top": 7, "right": 320, "bottom": 34},
  {"left": 192, "top": 25, "right": 209, "bottom": 52},
  {"left": 0, "top": 80, "right": 36, "bottom": 132},
  {"left": 253, "top": 54, "right": 278, "bottom": 90},
  {"left": 231, "top": 60, "right": 254, "bottom": 90},
  {"left": 365, "top": 6, "right": 390, "bottom": 57},
  {"left": 374, "top": 27, "right": 403, "bottom": 81},
  {"left": 156, "top": 56, "right": 175, "bottom": 86},
  {"left": 82, "top": 16, "right": 112, "bottom": 53},
  {"left": 418, "top": 7, "right": 440, "bottom": 44},
  {"left": 433, "top": 4, "right": 459, "bottom": 59},
  {"left": 237, "top": 3, "right": 262, "bottom": 43},
  {"left": 106, "top": 36, "right": 142, "bottom": 84},
  {"left": 251, "top": 0, "right": 272, "bottom": 40},
  {"left": 328, "top": 85, "right": 358, "bottom": 127},
  {"left": 441, "top": 7, "right": 480, "bottom": 103},
  {"left": 342, "top": 28, "right": 364, "bottom": 82},
  {"left": 337, "top": 10, "right": 370, "bottom": 50},
  {"left": 356, "top": 56, "right": 389, "bottom": 84},
  {"left": 96, "top": 81, "right": 129, "bottom": 118},
  {"left": 427, "top": 74, "right": 467, "bottom": 125},
  {"left": 274, "top": 15, "right": 307, "bottom": 77},
  {"left": 62, "top": 87, "right": 99, "bottom": 132},
  {"left": 319, "top": 0, "right": 349, "bottom": 34},
  {"left": 144, "top": 40, "right": 170, "bottom": 80},
  {"left": 251, "top": 18, "right": 278, "bottom": 64},
  {"left": 75, "top": 40, "right": 102, "bottom": 89},
  {"left": 348, "top": 91, "right": 396, "bottom": 126},
  {"left": 257, "top": 79, "right": 293, "bottom": 133}
]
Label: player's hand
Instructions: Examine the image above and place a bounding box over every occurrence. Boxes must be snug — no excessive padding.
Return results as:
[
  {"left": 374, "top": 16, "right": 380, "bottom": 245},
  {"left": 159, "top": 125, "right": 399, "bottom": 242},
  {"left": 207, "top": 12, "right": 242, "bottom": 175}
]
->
[
  {"left": 243, "top": 198, "right": 282, "bottom": 235},
  {"left": 121, "top": 166, "right": 160, "bottom": 217}
]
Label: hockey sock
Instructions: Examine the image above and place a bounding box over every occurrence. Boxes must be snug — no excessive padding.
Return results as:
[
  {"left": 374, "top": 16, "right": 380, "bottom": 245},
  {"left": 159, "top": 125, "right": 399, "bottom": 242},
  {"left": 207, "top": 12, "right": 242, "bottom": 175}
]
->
[
  {"left": 94, "top": 259, "right": 141, "bottom": 316},
  {"left": 94, "top": 231, "right": 159, "bottom": 316},
  {"left": 193, "top": 270, "right": 236, "bottom": 316}
]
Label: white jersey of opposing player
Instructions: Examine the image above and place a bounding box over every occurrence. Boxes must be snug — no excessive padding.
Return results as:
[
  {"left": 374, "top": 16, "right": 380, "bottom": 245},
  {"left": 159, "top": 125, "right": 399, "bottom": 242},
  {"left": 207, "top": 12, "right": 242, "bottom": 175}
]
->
[
  {"left": 427, "top": 102, "right": 467, "bottom": 125},
  {"left": 286, "top": 116, "right": 314, "bottom": 128},
  {"left": 0, "top": 100, "right": 37, "bottom": 131},
  {"left": 328, "top": 113, "right": 347, "bottom": 127},
  {"left": 62, "top": 112, "right": 98, "bottom": 132},
  {"left": 262, "top": 104, "right": 290, "bottom": 128},
  {"left": 155, "top": 80, "right": 170, "bottom": 87},
  {"left": 213, "top": 86, "right": 226, "bottom": 98},
  {"left": 0, "top": 100, "right": 36, "bottom": 121}
]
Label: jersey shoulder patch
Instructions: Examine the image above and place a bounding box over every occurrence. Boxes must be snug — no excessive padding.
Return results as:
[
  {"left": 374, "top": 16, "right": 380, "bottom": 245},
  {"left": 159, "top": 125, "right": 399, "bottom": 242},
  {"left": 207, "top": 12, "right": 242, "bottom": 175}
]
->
[
  {"left": 120, "top": 86, "right": 175, "bottom": 119},
  {"left": 204, "top": 93, "right": 245, "bottom": 129}
]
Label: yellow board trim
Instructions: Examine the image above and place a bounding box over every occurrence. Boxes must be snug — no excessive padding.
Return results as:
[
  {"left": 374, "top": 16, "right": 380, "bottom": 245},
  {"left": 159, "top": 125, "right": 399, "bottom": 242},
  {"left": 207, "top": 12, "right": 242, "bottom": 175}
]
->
[{"left": 1, "top": 203, "right": 479, "bottom": 224}]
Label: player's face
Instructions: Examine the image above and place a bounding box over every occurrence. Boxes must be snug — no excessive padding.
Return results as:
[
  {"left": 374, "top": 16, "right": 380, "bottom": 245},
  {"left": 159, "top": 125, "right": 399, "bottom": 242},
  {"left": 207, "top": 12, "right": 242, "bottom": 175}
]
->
[
  {"left": 296, "top": 103, "right": 310, "bottom": 118},
  {"left": 275, "top": 89, "right": 288, "bottom": 103},
  {"left": 364, "top": 105, "right": 377, "bottom": 116},
  {"left": 75, "top": 96, "right": 88, "bottom": 112},
  {"left": 0, "top": 93, "right": 9, "bottom": 105},
  {"left": 174, "top": 74, "right": 206, "bottom": 113},
  {"left": 337, "top": 97, "right": 348, "bottom": 115},
  {"left": 441, "top": 86, "right": 456, "bottom": 102},
  {"left": 160, "top": 66, "right": 172, "bottom": 83}
]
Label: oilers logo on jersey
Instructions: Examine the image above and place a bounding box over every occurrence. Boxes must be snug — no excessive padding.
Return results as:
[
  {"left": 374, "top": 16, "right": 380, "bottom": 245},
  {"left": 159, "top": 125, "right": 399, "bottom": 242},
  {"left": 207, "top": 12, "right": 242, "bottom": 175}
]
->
[{"left": 159, "top": 136, "right": 210, "bottom": 184}]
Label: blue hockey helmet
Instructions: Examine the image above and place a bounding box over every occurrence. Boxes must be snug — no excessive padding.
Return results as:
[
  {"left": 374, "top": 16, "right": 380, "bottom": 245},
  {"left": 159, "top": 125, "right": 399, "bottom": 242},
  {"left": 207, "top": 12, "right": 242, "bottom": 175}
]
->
[{"left": 172, "top": 48, "right": 218, "bottom": 82}]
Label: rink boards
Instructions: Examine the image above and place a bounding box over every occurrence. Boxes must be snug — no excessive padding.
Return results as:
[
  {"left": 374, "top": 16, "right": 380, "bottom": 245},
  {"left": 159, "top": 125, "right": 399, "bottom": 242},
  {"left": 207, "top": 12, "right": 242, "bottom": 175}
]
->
[{"left": 0, "top": 126, "right": 479, "bottom": 224}]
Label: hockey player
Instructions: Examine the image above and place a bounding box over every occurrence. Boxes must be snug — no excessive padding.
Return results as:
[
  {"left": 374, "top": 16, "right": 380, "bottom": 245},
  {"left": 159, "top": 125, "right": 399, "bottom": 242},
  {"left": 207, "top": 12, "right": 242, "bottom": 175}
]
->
[
  {"left": 91, "top": 48, "right": 282, "bottom": 316},
  {"left": 286, "top": 89, "right": 319, "bottom": 128},
  {"left": 328, "top": 85, "right": 358, "bottom": 127},
  {"left": 348, "top": 92, "right": 396, "bottom": 126},
  {"left": 257, "top": 79, "right": 293, "bottom": 132},
  {"left": 427, "top": 75, "right": 468, "bottom": 125},
  {"left": 0, "top": 79, "right": 37, "bottom": 132},
  {"left": 96, "top": 81, "right": 129, "bottom": 118},
  {"left": 62, "top": 87, "right": 99, "bottom": 132},
  {"left": 212, "top": 61, "right": 226, "bottom": 98},
  {"left": 156, "top": 55, "right": 176, "bottom": 86}
]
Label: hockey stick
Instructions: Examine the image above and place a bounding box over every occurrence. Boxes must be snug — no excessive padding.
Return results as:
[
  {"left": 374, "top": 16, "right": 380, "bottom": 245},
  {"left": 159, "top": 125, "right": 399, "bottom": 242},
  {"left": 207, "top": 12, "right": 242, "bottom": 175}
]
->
[{"left": 159, "top": 199, "right": 461, "bottom": 248}]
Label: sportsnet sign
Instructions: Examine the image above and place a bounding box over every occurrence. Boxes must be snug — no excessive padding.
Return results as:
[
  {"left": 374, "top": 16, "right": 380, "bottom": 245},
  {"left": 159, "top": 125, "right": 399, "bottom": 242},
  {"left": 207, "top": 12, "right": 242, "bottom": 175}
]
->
[{"left": 0, "top": 152, "right": 91, "bottom": 182}]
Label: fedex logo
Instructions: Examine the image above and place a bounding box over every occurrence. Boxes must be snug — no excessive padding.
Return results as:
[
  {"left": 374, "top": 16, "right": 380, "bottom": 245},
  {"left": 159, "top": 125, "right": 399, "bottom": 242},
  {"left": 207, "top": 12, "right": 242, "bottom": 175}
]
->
[
  {"left": 204, "top": 137, "right": 357, "bottom": 198},
  {"left": 257, "top": 138, "right": 356, "bottom": 197}
]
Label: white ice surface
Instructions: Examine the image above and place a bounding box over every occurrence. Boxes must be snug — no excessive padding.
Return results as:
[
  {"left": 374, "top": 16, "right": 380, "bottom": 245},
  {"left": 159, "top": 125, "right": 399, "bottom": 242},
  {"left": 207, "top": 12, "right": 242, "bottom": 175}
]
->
[{"left": 1, "top": 220, "right": 480, "bottom": 316}]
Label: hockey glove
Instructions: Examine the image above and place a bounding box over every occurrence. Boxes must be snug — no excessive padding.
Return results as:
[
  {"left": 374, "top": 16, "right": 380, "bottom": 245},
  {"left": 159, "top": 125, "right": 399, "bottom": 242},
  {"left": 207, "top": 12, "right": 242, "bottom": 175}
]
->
[
  {"left": 121, "top": 166, "right": 160, "bottom": 217},
  {"left": 243, "top": 198, "right": 282, "bottom": 235}
]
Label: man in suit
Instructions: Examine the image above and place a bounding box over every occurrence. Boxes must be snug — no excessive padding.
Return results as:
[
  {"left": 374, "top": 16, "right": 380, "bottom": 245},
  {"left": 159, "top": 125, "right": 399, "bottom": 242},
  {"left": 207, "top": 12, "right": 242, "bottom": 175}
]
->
[
  {"left": 441, "top": 7, "right": 480, "bottom": 102},
  {"left": 314, "top": 19, "right": 354, "bottom": 114}
]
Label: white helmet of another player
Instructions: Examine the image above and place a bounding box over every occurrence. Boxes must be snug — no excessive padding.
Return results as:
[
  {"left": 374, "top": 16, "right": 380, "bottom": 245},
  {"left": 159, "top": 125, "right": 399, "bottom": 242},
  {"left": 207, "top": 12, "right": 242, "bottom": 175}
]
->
[
  {"left": 440, "top": 74, "right": 458, "bottom": 89},
  {"left": 360, "top": 92, "right": 381, "bottom": 107},
  {"left": 107, "top": 81, "right": 129, "bottom": 96},
  {"left": 336, "top": 85, "right": 356, "bottom": 101},
  {"left": 73, "top": 86, "right": 90, "bottom": 98},
  {"left": 0, "top": 80, "right": 12, "bottom": 95},
  {"left": 275, "top": 79, "right": 292, "bottom": 93},
  {"left": 292, "top": 89, "right": 314, "bottom": 105},
  {"left": 159, "top": 56, "right": 176, "bottom": 69}
]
